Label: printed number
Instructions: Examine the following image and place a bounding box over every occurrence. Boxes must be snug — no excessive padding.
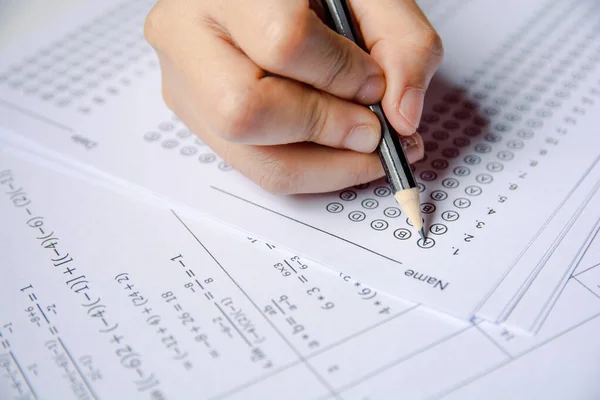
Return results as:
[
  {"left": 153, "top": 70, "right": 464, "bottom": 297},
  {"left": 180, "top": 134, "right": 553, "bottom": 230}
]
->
[{"left": 307, "top": 287, "right": 320, "bottom": 296}]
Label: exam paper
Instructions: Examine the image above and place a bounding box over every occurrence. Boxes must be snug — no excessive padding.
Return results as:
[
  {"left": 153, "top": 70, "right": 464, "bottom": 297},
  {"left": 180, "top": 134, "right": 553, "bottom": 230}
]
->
[
  {"left": 1, "top": 145, "right": 600, "bottom": 400},
  {"left": 0, "top": 0, "right": 599, "bottom": 321},
  {"left": 476, "top": 158, "right": 600, "bottom": 327},
  {"left": 502, "top": 210, "right": 600, "bottom": 334}
]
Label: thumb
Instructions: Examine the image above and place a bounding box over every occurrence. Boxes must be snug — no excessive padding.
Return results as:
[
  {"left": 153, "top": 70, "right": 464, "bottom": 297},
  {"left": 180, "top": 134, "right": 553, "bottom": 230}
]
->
[{"left": 349, "top": 0, "right": 444, "bottom": 135}]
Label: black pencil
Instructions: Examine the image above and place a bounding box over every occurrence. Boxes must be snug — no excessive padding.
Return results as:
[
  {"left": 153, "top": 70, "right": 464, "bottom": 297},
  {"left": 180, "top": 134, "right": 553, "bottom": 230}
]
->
[{"left": 322, "top": 0, "right": 426, "bottom": 240}]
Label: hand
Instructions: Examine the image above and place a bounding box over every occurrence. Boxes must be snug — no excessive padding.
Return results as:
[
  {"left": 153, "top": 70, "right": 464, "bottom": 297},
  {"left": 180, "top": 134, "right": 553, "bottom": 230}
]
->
[{"left": 144, "top": 0, "right": 443, "bottom": 194}]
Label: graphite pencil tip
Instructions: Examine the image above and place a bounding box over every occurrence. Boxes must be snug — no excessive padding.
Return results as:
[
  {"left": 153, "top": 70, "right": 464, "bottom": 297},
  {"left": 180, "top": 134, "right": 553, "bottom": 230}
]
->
[
  {"left": 419, "top": 227, "right": 426, "bottom": 241},
  {"left": 394, "top": 187, "right": 422, "bottom": 224}
]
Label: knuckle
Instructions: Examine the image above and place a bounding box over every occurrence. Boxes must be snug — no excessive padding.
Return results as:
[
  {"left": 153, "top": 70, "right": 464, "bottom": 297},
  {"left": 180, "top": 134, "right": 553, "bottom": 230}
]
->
[
  {"left": 263, "top": 9, "right": 309, "bottom": 68},
  {"left": 419, "top": 29, "right": 445, "bottom": 60},
  {"left": 303, "top": 93, "right": 329, "bottom": 144},
  {"left": 214, "top": 88, "right": 261, "bottom": 142},
  {"left": 320, "top": 44, "right": 352, "bottom": 90},
  {"left": 143, "top": 2, "right": 166, "bottom": 48},
  {"left": 256, "top": 154, "right": 304, "bottom": 195}
]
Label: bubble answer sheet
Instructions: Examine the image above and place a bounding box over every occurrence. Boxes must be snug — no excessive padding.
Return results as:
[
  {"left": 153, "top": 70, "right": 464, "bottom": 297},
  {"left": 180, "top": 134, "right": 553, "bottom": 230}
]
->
[
  {"left": 1, "top": 0, "right": 600, "bottom": 323},
  {"left": 2, "top": 144, "right": 600, "bottom": 400}
]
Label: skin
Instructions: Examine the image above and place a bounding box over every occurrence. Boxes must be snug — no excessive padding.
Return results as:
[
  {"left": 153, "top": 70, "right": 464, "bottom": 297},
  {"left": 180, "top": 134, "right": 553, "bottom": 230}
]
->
[{"left": 144, "top": 0, "right": 444, "bottom": 194}]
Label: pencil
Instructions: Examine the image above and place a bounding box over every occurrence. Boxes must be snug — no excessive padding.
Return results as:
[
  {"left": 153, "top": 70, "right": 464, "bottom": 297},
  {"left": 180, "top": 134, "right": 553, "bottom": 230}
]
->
[{"left": 322, "top": 0, "right": 426, "bottom": 240}]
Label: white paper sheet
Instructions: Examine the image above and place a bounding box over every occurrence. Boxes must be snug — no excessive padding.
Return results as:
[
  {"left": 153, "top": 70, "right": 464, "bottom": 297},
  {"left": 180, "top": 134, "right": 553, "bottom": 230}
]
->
[
  {"left": 502, "top": 216, "right": 600, "bottom": 334},
  {"left": 476, "top": 161, "right": 600, "bottom": 325},
  {"left": 0, "top": 0, "right": 599, "bottom": 321},
  {"left": 1, "top": 145, "right": 600, "bottom": 400}
]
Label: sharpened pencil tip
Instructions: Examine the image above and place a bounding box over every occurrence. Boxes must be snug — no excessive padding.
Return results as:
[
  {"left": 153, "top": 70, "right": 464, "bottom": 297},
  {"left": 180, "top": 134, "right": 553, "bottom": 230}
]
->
[
  {"left": 419, "top": 228, "right": 426, "bottom": 241},
  {"left": 394, "top": 187, "right": 423, "bottom": 231}
]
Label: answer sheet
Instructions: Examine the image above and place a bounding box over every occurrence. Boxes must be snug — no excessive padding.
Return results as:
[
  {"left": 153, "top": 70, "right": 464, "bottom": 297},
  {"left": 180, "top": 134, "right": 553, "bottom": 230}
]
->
[
  {"left": 0, "top": 0, "right": 599, "bottom": 322},
  {"left": 1, "top": 146, "right": 600, "bottom": 400}
]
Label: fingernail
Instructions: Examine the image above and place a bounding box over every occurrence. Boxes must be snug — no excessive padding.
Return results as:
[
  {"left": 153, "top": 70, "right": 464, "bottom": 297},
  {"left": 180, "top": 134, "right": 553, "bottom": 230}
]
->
[
  {"left": 400, "top": 135, "right": 419, "bottom": 150},
  {"left": 345, "top": 124, "right": 381, "bottom": 153},
  {"left": 356, "top": 74, "right": 385, "bottom": 103},
  {"left": 398, "top": 87, "right": 425, "bottom": 129},
  {"left": 401, "top": 133, "right": 425, "bottom": 162}
]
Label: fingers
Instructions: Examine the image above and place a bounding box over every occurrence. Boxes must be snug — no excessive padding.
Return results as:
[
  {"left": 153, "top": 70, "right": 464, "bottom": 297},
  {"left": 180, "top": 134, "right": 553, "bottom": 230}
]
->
[
  {"left": 144, "top": 0, "right": 430, "bottom": 196},
  {"left": 215, "top": 0, "right": 386, "bottom": 104},
  {"left": 349, "top": 0, "right": 444, "bottom": 135},
  {"left": 213, "top": 76, "right": 383, "bottom": 153},
  {"left": 155, "top": 49, "right": 424, "bottom": 195},
  {"left": 200, "top": 129, "right": 425, "bottom": 195},
  {"left": 149, "top": 18, "right": 384, "bottom": 153}
]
